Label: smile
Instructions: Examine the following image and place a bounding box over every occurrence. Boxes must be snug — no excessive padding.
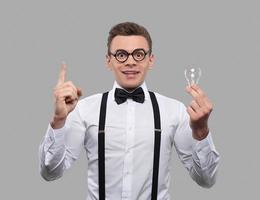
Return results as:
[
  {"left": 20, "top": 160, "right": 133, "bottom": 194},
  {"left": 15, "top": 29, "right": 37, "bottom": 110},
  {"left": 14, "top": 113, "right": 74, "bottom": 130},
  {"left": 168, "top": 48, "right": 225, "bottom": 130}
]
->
[{"left": 122, "top": 71, "right": 140, "bottom": 75}]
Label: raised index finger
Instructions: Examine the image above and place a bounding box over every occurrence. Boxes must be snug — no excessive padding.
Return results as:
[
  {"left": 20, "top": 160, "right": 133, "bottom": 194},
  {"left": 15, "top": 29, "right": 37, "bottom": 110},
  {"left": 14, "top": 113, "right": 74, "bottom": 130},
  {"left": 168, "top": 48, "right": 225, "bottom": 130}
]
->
[{"left": 57, "top": 61, "right": 67, "bottom": 86}]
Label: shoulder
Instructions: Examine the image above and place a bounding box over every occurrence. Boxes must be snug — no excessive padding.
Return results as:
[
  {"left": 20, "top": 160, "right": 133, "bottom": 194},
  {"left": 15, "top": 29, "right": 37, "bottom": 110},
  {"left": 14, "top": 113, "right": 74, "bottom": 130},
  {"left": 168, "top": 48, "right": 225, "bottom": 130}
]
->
[
  {"left": 152, "top": 92, "right": 185, "bottom": 109},
  {"left": 79, "top": 93, "right": 102, "bottom": 105},
  {"left": 76, "top": 93, "right": 103, "bottom": 113},
  {"left": 152, "top": 92, "right": 188, "bottom": 122},
  {"left": 75, "top": 93, "right": 104, "bottom": 120}
]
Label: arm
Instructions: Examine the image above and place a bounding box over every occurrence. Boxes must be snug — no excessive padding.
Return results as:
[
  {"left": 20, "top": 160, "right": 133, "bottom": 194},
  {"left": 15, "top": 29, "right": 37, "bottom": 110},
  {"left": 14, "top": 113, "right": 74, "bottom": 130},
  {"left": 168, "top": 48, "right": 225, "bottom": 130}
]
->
[
  {"left": 39, "top": 106, "right": 85, "bottom": 181},
  {"left": 39, "top": 62, "right": 84, "bottom": 181},
  {"left": 174, "top": 101, "right": 220, "bottom": 188}
]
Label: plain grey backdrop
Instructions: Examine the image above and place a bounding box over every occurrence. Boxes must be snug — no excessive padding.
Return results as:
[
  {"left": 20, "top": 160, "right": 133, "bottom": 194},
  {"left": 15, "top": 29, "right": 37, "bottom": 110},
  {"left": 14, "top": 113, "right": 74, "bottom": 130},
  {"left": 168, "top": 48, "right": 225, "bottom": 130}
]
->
[{"left": 0, "top": 0, "right": 259, "bottom": 199}]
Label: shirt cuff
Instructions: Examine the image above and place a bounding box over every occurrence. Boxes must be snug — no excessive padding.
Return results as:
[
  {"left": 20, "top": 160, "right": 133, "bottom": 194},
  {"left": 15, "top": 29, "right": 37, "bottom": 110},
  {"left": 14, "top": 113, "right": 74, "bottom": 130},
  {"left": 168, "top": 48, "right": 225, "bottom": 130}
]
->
[
  {"left": 43, "top": 124, "right": 67, "bottom": 152},
  {"left": 192, "top": 132, "right": 219, "bottom": 169}
]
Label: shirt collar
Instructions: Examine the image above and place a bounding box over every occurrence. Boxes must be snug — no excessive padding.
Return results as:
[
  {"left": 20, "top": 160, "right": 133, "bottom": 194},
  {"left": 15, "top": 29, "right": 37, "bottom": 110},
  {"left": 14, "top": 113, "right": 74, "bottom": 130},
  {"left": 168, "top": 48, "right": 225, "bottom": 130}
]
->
[{"left": 112, "top": 81, "right": 150, "bottom": 101}]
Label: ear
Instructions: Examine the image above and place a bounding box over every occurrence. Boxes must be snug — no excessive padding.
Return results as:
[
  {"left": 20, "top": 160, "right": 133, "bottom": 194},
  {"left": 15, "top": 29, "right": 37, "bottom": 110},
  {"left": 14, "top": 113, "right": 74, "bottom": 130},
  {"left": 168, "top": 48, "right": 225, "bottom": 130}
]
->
[
  {"left": 106, "top": 54, "right": 112, "bottom": 70},
  {"left": 148, "top": 54, "right": 155, "bottom": 69}
]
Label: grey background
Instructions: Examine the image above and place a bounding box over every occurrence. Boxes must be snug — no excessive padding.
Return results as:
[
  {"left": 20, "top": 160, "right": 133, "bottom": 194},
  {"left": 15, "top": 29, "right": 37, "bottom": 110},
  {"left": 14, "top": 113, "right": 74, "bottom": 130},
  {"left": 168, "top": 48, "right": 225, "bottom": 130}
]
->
[{"left": 0, "top": 0, "right": 259, "bottom": 199}]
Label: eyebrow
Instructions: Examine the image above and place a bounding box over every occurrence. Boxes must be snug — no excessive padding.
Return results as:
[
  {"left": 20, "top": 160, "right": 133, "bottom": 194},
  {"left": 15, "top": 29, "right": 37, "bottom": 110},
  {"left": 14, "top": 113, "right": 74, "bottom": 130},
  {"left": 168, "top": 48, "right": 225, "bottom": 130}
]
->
[{"left": 113, "top": 48, "right": 146, "bottom": 53}]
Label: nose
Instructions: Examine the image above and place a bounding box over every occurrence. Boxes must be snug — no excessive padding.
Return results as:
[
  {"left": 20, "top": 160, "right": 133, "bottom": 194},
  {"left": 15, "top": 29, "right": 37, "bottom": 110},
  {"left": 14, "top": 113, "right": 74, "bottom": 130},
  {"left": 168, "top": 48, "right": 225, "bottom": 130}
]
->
[{"left": 125, "top": 54, "right": 136, "bottom": 67}]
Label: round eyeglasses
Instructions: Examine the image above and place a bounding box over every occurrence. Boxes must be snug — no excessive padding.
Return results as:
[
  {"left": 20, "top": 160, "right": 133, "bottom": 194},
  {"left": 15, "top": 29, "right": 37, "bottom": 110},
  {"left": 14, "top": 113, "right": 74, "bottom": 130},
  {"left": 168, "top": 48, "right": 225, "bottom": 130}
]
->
[{"left": 109, "top": 48, "right": 151, "bottom": 63}]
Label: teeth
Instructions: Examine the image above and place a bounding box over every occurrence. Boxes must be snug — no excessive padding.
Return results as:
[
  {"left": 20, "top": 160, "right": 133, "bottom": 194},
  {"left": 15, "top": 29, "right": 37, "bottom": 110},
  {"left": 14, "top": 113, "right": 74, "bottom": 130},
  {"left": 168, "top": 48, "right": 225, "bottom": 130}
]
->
[{"left": 123, "top": 71, "right": 138, "bottom": 74}]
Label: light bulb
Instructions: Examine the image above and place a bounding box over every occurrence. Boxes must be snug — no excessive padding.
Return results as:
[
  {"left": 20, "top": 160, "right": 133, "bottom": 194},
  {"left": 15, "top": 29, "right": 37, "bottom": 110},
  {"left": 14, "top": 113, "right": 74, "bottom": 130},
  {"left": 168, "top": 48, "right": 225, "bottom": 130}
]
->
[{"left": 184, "top": 65, "right": 202, "bottom": 86}]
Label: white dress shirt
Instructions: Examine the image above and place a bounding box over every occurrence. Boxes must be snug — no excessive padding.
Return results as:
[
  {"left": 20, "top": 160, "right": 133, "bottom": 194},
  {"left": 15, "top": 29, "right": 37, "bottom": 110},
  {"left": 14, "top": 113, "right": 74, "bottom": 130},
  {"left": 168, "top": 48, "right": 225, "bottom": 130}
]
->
[{"left": 39, "top": 81, "right": 220, "bottom": 200}]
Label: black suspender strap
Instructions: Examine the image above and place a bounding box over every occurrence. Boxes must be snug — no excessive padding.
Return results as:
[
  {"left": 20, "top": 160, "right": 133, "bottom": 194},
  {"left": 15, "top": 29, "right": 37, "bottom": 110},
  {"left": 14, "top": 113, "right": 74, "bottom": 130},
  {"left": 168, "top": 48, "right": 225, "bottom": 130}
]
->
[
  {"left": 98, "top": 92, "right": 108, "bottom": 200},
  {"left": 149, "top": 91, "right": 161, "bottom": 200},
  {"left": 98, "top": 91, "right": 161, "bottom": 200}
]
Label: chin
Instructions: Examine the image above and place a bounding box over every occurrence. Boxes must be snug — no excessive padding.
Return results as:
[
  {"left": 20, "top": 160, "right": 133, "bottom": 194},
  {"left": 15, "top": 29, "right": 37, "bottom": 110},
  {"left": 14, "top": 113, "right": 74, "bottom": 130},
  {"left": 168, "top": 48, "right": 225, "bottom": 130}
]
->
[{"left": 122, "top": 83, "right": 142, "bottom": 91}]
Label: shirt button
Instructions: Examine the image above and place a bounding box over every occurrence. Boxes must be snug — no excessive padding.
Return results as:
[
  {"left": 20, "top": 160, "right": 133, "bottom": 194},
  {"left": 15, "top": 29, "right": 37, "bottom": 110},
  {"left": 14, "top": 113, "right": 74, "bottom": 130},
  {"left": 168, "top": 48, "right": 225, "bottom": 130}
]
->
[{"left": 125, "top": 170, "right": 130, "bottom": 175}]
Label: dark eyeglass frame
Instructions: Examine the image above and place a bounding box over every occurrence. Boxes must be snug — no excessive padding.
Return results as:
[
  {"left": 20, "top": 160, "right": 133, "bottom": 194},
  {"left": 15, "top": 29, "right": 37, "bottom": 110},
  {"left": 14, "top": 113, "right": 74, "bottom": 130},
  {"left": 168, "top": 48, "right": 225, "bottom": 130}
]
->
[{"left": 109, "top": 48, "right": 151, "bottom": 63}]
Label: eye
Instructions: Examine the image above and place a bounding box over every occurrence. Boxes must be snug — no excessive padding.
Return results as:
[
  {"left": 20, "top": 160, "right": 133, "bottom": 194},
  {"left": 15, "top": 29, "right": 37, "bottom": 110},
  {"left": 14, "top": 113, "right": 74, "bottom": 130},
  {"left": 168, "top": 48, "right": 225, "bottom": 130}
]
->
[
  {"left": 134, "top": 50, "right": 145, "bottom": 59},
  {"left": 116, "top": 51, "right": 128, "bottom": 60}
]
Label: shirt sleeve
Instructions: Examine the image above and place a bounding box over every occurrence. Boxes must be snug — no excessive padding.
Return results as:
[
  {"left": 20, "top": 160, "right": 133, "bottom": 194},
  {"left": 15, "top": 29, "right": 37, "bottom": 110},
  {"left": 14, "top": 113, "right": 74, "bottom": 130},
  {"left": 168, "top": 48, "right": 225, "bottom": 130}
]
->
[
  {"left": 39, "top": 105, "right": 86, "bottom": 181},
  {"left": 173, "top": 102, "right": 220, "bottom": 188}
]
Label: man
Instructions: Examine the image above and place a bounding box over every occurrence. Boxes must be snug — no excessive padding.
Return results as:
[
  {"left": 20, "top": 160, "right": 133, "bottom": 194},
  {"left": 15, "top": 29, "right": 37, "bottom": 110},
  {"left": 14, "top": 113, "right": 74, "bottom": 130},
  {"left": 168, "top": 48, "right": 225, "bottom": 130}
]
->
[{"left": 39, "top": 22, "right": 220, "bottom": 200}]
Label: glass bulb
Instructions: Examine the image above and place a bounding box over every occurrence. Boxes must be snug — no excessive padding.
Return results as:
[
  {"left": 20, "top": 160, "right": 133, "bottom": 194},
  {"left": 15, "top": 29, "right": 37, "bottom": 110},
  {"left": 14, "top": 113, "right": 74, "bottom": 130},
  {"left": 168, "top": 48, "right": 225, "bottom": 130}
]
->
[{"left": 184, "top": 65, "right": 202, "bottom": 86}]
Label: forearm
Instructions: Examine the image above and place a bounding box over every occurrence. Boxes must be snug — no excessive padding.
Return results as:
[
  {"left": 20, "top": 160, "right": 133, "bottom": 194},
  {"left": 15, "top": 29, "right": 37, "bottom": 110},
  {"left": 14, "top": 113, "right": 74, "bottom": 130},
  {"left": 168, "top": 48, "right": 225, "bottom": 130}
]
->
[
  {"left": 51, "top": 116, "right": 66, "bottom": 129},
  {"left": 189, "top": 133, "right": 220, "bottom": 188},
  {"left": 39, "top": 106, "right": 86, "bottom": 181},
  {"left": 39, "top": 125, "right": 68, "bottom": 181}
]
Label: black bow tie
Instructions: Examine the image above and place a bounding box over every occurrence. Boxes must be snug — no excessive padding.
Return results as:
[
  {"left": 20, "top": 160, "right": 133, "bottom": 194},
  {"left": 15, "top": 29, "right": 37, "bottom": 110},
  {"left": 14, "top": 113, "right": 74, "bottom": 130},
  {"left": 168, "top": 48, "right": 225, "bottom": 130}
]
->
[{"left": 114, "top": 87, "right": 145, "bottom": 104}]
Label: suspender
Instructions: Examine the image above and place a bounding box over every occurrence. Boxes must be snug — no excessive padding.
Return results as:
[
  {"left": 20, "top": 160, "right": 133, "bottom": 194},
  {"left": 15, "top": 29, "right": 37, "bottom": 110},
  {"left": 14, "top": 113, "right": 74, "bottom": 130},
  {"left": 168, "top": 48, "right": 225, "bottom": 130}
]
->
[
  {"left": 149, "top": 91, "right": 161, "bottom": 200},
  {"left": 98, "top": 92, "right": 108, "bottom": 200},
  {"left": 98, "top": 91, "right": 161, "bottom": 200}
]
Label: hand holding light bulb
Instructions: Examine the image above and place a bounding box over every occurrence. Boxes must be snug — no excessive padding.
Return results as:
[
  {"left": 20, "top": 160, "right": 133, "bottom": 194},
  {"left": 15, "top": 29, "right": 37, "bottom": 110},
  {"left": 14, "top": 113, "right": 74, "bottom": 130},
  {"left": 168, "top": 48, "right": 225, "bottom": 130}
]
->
[{"left": 184, "top": 65, "right": 213, "bottom": 141}]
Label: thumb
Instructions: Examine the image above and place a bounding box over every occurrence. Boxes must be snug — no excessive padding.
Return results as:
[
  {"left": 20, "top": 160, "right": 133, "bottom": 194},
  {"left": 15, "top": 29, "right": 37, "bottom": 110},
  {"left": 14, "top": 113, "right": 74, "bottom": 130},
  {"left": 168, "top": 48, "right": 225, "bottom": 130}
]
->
[{"left": 185, "top": 85, "right": 191, "bottom": 93}]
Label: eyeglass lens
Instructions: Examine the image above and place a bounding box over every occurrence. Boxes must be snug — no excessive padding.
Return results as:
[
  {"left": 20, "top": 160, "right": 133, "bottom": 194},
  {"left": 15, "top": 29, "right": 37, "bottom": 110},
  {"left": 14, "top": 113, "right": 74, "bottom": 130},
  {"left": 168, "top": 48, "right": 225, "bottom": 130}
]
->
[{"left": 115, "top": 49, "right": 147, "bottom": 62}]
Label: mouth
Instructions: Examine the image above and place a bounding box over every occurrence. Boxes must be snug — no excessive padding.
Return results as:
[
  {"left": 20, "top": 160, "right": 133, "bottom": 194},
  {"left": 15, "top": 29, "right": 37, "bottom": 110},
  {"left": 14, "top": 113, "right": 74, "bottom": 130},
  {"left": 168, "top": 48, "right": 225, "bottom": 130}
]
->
[
  {"left": 122, "top": 70, "right": 140, "bottom": 79},
  {"left": 122, "top": 71, "right": 140, "bottom": 75}
]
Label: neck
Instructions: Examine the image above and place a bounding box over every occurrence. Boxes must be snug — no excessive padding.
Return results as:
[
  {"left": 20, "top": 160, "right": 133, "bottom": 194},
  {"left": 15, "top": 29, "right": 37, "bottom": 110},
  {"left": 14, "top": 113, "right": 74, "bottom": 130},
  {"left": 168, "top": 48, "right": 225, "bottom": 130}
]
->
[
  {"left": 116, "top": 81, "right": 144, "bottom": 93},
  {"left": 123, "top": 87, "right": 138, "bottom": 93}
]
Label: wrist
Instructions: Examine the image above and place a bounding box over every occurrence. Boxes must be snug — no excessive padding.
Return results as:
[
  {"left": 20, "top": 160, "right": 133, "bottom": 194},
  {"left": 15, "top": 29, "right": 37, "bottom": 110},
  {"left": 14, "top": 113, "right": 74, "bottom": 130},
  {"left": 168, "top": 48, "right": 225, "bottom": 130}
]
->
[
  {"left": 192, "top": 127, "right": 209, "bottom": 141},
  {"left": 51, "top": 116, "right": 66, "bottom": 129}
]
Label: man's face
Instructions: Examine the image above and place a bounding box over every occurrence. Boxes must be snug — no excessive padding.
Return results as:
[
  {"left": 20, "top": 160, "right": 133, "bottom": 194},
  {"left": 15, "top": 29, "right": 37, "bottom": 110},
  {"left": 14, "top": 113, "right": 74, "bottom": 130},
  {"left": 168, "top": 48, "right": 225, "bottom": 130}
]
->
[{"left": 106, "top": 35, "right": 155, "bottom": 91}]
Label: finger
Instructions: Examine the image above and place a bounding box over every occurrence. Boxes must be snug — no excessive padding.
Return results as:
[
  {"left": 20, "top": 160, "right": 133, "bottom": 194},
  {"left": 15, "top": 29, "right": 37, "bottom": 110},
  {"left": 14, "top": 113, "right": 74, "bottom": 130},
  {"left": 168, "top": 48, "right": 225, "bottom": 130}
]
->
[
  {"left": 63, "top": 81, "right": 77, "bottom": 93},
  {"left": 190, "top": 100, "right": 201, "bottom": 112},
  {"left": 65, "top": 97, "right": 78, "bottom": 104},
  {"left": 186, "top": 86, "right": 199, "bottom": 99},
  {"left": 57, "top": 62, "right": 67, "bottom": 86},
  {"left": 190, "top": 84, "right": 210, "bottom": 107},
  {"left": 55, "top": 88, "right": 78, "bottom": 101},
  {"left": 77, "top": 87, "right": 82, "bottom": 97},
  {"left": 187, "top": 106, "right": 196, "bottom": 119},
  {"left": 55, "top": 83, "right": 77, "bottom": 97},
  {"left": 190, "top": 83, "right": 205, "bottom": 96},
  {"left": 187, "top": 83, "right": 205, "bottom": 97},
  {"left": 203, "top": 95, "right": 212, "bottom": 108},
  {"left": 57, "top": 92, "right": 77, "bottom": 103},
  {"left": 56, "top": 93, "right": 75, "bottom": 103},
  {"left": 203, "top": 98, "right": 213, "bottom": 114},
  {"left": 186, "top": 86, "right": 207, "bottom": 107}
]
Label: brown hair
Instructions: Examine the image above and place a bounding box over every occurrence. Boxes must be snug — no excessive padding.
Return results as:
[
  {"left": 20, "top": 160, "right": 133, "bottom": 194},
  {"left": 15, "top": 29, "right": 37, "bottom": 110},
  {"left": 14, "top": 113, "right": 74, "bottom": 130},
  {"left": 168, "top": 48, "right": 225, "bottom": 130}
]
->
[{"left": 107, "top": 22, "right": 152, "bottom": 54}]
